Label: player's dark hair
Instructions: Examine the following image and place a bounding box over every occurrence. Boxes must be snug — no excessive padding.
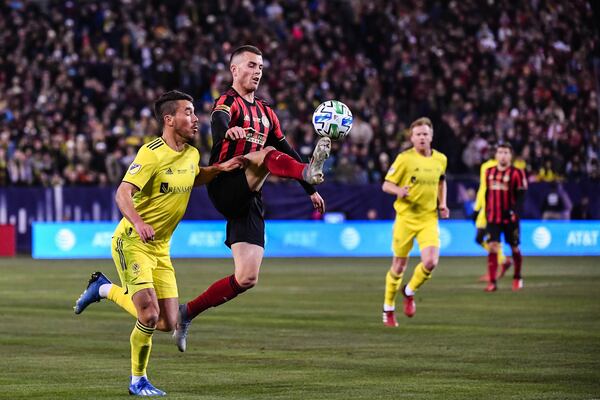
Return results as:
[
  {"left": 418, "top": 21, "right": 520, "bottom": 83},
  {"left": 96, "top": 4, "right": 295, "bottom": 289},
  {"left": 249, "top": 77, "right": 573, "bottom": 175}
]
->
[
  {"left": 230, "top": 45, "right": 262, "bottom": 64},
  {"left": 153, "top": 90, "right": 194, "bottom": 127},
  {"left": 496, "top": 141, "right": 513, "bottom": 153}
]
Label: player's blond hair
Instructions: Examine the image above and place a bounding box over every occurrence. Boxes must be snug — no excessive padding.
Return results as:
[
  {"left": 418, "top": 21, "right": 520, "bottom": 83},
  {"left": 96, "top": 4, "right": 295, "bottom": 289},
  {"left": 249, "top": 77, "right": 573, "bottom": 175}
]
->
[{"left": 409, "top": 117, "right": 433, "bottom": 133}]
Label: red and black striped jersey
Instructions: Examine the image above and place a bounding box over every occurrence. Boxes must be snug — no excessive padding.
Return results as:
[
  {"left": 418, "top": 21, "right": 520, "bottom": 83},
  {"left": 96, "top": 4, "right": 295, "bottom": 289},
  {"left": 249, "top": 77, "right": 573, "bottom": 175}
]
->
[
  {"left": 209, "top": 88, "right": 284, "bottom": 165},
  {"left": 485, "top": 166, "right": 527, "bottom": 224}
]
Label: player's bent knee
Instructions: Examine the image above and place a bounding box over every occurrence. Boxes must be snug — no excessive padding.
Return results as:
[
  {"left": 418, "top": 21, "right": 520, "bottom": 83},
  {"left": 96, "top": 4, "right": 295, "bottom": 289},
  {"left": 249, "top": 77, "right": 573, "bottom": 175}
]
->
[
  {"left": 138, "top": 311, "right": 159, "bottom": 328},
  {"left": 423, "top": 259, "right": 438, "bottom": 271},
  {"left": 237, "top": 275, "right": 258, "bottom": 289},
  {"left": 158, "top": 316, "right": 177, "bottom": 332}
]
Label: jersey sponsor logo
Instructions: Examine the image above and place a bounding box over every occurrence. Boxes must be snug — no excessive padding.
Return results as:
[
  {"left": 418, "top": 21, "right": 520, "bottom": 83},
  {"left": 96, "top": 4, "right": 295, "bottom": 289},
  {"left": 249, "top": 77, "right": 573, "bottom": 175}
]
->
[
  {"left": 177, "top": 169, "right": 187, "bottom": 174},
  {"left": 411, "top": 177, "right": 439, "bottom": 186},
  {"left": 261, "top": 115, "right": 270, "bottom": 128},
  {"left": 128, "top": 163, "right": 142, "bottom": 175},
  {"left": 490, "top": 182, "right": 508, "bottom": 191},
  {"left": 245, "top": 128, "right": 266, "bottom": 145},
  {"left": 131, "top": 263, "right": 141, "bottom": 274},
  {"left": 165, "top": 168, "right": 173, "bottom": 175},
  {"left": 160, "top": 182, "right": 193, "bottom": 194}
]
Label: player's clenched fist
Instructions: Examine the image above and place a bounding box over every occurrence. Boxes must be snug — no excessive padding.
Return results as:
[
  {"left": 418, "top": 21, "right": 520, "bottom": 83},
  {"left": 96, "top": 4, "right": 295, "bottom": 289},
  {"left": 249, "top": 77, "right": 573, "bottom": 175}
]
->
[
  {"left": 438, "top": 205, "right": 450, "bottom": 219},
  {"left": 225, "top": 126, "right": 246, "bottom": 140},
  {"left": 398, "top": 185, "right": 410, "bottom": 198},
  {"left": 134, "top": 221, "right": 155, "bottom": 242}
]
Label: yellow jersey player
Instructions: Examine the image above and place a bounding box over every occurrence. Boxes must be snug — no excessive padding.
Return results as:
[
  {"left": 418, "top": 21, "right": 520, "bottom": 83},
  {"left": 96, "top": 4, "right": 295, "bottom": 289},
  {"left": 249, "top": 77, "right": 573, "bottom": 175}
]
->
[
  {"left": 381, "top": 117, "right": 449, "bottom": 327},
  {"left": 73, "top": 90, "right": 244, "bottom": 396},
  {"left": 474, "top": 149, "right": 511, "bottom": 282}
]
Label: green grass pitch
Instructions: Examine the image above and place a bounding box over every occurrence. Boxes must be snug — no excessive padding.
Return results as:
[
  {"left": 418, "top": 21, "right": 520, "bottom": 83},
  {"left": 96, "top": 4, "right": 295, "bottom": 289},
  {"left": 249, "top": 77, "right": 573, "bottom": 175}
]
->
[{"left": 0, "top": 256, "right": 599, "bottom": 399}]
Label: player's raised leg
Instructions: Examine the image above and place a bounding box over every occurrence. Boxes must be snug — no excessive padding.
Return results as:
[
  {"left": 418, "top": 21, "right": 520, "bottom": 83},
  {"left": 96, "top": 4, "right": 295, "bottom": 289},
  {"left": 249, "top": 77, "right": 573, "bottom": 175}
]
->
[
  {"left": 243, "top": 136, "right": 331, "bottom": 186},
  {"left": 73, "top": 271, "right": 113, "bottom": 314}
]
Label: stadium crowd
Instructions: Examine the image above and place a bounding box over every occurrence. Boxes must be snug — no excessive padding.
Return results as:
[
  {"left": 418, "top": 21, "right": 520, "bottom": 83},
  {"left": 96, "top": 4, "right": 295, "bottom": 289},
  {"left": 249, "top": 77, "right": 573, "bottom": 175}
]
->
[{"left": 0, "top": 0, "right": 598, "bottom": 187}]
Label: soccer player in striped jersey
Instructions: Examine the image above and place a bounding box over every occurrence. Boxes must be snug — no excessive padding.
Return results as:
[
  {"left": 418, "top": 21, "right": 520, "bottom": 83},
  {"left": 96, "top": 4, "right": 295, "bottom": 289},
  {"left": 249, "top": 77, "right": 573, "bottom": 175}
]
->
[
  {"left": 173, "top": 45, "right": 331, "bottom": 351},
  {"left": 484, "top": 142, "right": 528, "bottom": 292},
  {"left": 73, "top": 90, "right": 245, "bottom": 396},
  {"left": 474, "top": 149, "right": 512, "bottom": 282}
]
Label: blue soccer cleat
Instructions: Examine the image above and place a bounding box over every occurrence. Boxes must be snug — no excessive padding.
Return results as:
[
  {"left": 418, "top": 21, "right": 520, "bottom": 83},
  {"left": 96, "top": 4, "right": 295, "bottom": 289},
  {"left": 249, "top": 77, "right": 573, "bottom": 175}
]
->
[
  {"left": 73, "top": 271, "right": 111, "bottom": 314},
  {"left": 128, "top": 377, "right": 166, "bottom": 396}
]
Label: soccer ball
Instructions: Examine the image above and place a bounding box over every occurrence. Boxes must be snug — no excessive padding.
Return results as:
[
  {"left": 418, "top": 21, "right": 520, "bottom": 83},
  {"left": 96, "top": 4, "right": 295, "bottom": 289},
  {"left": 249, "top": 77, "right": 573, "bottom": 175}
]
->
[{"left": 312, "top": 100, "right": 353, "bottom": 140}]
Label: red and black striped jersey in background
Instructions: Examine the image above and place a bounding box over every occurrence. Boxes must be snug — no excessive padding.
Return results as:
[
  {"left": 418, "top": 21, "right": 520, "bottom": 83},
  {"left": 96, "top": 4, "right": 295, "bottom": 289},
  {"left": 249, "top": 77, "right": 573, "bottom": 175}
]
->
[
  {"left": 209, "top": 88, "right": 284, "bottom": 165},
  {"left": 485, "top": 166, "right": 527, "bottom": 224}
]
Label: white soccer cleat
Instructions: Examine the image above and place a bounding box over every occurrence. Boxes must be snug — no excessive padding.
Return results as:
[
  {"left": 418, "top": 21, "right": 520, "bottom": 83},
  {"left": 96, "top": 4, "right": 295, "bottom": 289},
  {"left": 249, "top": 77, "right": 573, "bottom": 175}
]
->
[
  {"left": 173, "top": 304, "right": 191, "bottom": 352},
  {"left": 303, "top": 137, "right": 331, "bottom": 185}
]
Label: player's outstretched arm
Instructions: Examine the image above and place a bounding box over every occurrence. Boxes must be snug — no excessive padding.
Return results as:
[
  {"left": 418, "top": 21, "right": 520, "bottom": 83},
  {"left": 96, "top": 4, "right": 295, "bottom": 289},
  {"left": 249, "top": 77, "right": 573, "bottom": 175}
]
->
[
  {"left": 194, "top": 156, "right": 248, "bottom": 186},
  {"left": 115, "top": 181, "right": 155, "bottom": 242}
]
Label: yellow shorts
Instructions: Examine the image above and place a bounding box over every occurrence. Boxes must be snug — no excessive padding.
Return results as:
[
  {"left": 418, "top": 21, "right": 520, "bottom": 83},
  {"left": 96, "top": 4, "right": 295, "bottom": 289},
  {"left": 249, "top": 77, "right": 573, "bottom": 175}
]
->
[
  {"left": 392, "top": 217, "right": 440, "bottom": 258},
  {"left": 111, "top": 235, "right": 178, "bottom": 299},
  {"left": 475, "top": 209, "right": 487, "bottom": 229}
]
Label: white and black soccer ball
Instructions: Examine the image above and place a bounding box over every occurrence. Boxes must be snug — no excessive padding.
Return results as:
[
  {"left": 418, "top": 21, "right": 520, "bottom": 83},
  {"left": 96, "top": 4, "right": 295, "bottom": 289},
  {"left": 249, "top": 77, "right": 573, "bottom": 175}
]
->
[{"left": 312, "top": 100, "right": 353, "bottom": 140}]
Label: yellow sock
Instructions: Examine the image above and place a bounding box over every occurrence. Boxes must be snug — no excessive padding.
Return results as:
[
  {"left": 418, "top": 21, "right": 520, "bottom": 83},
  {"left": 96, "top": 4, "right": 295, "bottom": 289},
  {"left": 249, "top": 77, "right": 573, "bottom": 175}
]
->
[
  {"left": 384, "top": 270, "right": 404, "bottom": 309},
  {"left": 108, "top": 284, "right": 137, "bottom": 318},
  {"left": 406, "top": 263, "right": 432, "bottom": 293},
  {"left": 130, "top": 320, "right": 154, "bottom": 377},
  {"left": 497, "top": 246, "right": 506, "bottom": 265}
]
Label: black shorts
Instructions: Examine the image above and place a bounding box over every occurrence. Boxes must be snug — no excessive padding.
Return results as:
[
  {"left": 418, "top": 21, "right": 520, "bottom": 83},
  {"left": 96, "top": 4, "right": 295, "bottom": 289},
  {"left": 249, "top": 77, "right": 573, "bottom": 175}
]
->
[
  {"left": 207, "top": 169, "right": 265, "bottom": 248},
  {"left": 486, "top": 222, "right": 520, "bottom": 246}
]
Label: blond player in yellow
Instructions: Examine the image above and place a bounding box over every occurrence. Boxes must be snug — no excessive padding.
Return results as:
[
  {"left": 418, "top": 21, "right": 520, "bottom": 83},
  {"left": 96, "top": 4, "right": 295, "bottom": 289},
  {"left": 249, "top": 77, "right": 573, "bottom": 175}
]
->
[
  {"left": 73, "top": 90, "right": 244, "bottom": 396},
  {"left": 474, "top": 151, "right": 511, "bottom": 282},
  {"left": 381, "top": 117, "right": 449, "bottom": 327}
]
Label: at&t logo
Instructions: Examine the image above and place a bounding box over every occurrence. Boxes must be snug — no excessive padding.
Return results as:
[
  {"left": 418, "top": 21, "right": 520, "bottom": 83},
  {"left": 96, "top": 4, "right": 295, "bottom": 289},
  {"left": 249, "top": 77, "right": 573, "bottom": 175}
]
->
[
  {"left": 55, "top": 228, "right": 76, "bottom": 251},
  {"left": 532, "top": 227, "right": 552, "bottom": 249}
]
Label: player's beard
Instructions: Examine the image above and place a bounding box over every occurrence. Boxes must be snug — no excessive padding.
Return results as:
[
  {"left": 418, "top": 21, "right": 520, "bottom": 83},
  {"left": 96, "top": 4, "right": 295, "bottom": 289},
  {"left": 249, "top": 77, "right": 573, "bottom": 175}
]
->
[{"left": 174, "top": 123, "right": 194, "bottom": 142}]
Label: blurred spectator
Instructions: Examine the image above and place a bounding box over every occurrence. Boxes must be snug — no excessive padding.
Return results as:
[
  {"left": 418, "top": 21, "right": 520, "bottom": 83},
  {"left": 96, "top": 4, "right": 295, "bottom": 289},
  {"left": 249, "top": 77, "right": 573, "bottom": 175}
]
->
[
  {"left": 462, "top": 187, "right": 477, "bottom": 221},
  {"left": 541, "top": 183, "right": 573, "bottom": 220},
  {"left": 571, "top": 196, "right": 591, "bottom": 220},
  {"left": 0, "top": 0, "right": 597, "bottom": 187},
  {"left": 537, "top": 159, "right": 561, "bottom": 183},
  {"left": 367, "top": 208, "right": 378, "bottom": 220}
]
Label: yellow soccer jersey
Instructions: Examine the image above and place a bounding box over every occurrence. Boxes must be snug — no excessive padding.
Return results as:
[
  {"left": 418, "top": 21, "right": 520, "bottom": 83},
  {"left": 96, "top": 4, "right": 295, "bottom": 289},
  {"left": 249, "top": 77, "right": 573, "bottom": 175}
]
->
[
  {"left": 474, "top": 158, "right": 497, "bottom": 212},
  {"left": 114, "top": 137, "right": 200, "bottom": 241},
  {"left": 385, "top": 148, "right": 447, "bottom": 222}
]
